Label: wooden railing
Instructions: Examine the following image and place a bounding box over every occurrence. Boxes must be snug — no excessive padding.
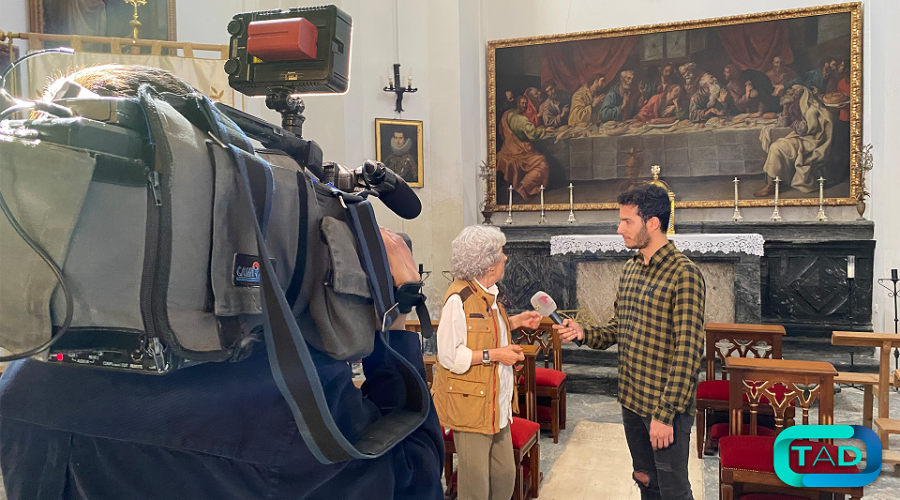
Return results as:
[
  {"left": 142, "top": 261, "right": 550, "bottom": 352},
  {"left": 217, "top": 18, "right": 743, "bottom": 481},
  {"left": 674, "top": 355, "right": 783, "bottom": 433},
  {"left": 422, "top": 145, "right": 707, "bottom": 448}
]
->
[{"left": 0, "top": 30, "right": 227, "bottom": 58}]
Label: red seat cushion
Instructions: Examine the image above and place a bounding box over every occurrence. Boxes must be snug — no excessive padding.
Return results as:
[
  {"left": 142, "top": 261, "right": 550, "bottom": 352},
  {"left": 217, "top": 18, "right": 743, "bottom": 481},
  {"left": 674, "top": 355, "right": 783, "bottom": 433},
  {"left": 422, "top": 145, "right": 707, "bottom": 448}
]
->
[
  {"left": 697, "top": 380, "right": 796, "bottom": 406},
  {"left": 536, "top": 405, "right": 553, "bottom": 423},
  {"left": 441, "top": 426, "right": 453, "bottom": 442},
  {"left": 510, "top": 416, "right": 540, "bottom": 449},
  {"left": 719, "top": 436, "right": 858, "bottom": 475},
  {"left": 708, "top": 422, "right": 776, "bottom": 440},
  {"left": 738, "top": 495, "right": 810, "bottom": 500},
  {"left": 535, "top": 367, "right": 566, "bottom": 387},
  {"left": 697, "top": 380, "right": 730, "bottom": 400},
  {"left": 519, "top": 367, "right": 567, "bottom": 388}
]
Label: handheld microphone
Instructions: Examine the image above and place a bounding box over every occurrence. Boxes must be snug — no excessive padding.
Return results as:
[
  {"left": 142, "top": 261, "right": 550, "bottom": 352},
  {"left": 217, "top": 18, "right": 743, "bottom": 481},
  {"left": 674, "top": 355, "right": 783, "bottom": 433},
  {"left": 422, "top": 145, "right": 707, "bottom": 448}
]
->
[{"left": 530, "top": 291, "right": 582, "bottom": 347}]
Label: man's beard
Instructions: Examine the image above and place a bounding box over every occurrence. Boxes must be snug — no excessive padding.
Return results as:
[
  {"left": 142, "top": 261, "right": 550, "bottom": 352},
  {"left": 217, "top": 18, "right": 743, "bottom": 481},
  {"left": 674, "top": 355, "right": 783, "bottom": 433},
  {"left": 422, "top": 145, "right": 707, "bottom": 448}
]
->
[
  {"left": 707, "top": 82, "right": 721, "bottom": 108},
  {"left": 625, "top": 223, "right": 652, "bottom": 249}
]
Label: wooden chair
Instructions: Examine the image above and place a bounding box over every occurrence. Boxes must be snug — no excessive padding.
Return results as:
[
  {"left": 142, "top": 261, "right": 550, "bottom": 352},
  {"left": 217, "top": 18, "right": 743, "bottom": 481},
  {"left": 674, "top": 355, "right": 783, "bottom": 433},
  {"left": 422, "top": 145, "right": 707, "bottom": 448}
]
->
[
  {"left": 426, "top": 346, "right": 541, "bottom": 500},
  {"left": 696, "top": 323, "right": 786, "bottom": 458},
  {"left": 832, "top": 331, "right": 900, "bottom": 473},
  {"left": 718, "top": 358, "right": 864, "bottom": 500},
  {"left": 515, "top": 317, "right": 567, "bottom": 443}
]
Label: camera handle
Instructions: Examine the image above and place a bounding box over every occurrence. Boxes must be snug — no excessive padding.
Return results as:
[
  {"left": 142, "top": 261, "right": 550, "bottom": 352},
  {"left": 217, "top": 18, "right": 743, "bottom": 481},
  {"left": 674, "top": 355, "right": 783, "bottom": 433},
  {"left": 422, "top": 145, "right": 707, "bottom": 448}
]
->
[{"left": 265, "top": 92, "right": 306, "bottom": 138}]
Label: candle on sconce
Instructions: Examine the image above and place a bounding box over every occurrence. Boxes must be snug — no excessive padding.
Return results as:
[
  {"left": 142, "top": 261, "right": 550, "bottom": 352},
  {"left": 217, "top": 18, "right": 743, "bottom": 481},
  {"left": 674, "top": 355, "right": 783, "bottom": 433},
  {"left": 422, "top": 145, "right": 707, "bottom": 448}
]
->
[
  {"left": 892, "top": 268, "right": 898, "bottom": 281},
  {"left": 407, "top": 73, "right": 413, "bottom": 88},
  {"left": 847, "top": 255, "right": 856, "bottom": 279},
  {"left": 387, "top": 74, "right": 394, "bottom": 88},
  {"left": 418, "top": 263, "right": 424, "bottom": 275}
]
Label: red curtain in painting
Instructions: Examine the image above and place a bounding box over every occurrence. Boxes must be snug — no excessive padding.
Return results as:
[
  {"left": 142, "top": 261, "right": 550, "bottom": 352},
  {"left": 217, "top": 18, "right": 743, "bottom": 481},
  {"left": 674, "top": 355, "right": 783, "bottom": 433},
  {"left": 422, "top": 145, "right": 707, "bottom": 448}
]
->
[
  {"left": 540, "top": 36, "right": 639, "bottom": 93},
  {"left": 717, "top": 20, "right": 794, "bottom": 72}
]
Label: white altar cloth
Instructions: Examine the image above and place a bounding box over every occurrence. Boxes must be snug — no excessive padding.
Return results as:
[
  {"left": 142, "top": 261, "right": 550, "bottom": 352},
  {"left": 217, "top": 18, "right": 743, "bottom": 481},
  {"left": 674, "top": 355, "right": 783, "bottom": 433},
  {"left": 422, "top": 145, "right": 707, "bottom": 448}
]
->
[{"left": 550, "top": 233, "right": 765, "bottom": 257}]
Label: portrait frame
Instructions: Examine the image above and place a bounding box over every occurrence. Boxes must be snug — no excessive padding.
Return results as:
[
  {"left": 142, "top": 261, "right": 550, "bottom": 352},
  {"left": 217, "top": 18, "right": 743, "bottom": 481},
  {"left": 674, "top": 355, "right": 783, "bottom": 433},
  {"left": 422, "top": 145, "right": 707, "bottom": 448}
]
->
[
  {"left": 375, "top": 118, "right": 425, "bottom": 188},
  {"left": 487, "top": 3, "right": 862, "bottom": 212},
  {"left": 28, "top": 0, "right": 177, "bottom": 42}
]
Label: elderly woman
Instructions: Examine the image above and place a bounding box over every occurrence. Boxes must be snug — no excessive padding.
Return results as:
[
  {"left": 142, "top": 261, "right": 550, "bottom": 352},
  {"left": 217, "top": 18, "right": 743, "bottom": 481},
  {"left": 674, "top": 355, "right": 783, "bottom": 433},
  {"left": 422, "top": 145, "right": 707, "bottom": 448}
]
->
[{"left": 431, "top": 225, "right": 541, "bottom": 500}]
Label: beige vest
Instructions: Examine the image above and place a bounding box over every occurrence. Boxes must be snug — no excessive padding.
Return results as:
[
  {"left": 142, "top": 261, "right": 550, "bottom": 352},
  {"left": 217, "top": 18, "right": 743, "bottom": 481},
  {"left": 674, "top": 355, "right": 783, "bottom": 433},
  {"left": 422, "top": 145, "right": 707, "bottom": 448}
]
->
[{"left": 431, "top": 280, "right": 518, "bottom": 435}]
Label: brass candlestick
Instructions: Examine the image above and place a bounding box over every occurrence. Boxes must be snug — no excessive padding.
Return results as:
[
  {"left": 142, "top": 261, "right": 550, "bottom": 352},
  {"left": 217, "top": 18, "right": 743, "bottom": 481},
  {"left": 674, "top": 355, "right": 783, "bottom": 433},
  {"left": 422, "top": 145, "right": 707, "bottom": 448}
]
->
[
  {"left": 816, "top": 177, "right": 828, "bottom": 222},
  {"left": 732, "top": 177, "right": 743, "bottom": 222},
  {"left": 649, "top": 165, "right": 675, "bottom": 235},
  {"left": 538, "top": 185, "right": 548, "bottom": 224},
  {"left": 567, "top": 183, "right": 577, "bottom": 224},
  {"left": 770, "top": 176, "right": 783, "bottom": 222},
  {"left": 505, "top": 184, "right": 514, "bottom": 225},
  {"left": 854, "top": 144, "right": 874, "bottom": 220},
  {"left": 124, "top": 0, "right": 147, "bottom": 40}
]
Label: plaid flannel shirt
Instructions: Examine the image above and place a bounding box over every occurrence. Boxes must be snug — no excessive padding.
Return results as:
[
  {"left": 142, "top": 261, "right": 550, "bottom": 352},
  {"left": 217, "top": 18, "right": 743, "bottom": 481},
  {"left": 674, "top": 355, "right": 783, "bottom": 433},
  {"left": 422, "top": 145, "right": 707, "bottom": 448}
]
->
[{"left": 584, "top": 242, "right": 706, "bottom": 426}]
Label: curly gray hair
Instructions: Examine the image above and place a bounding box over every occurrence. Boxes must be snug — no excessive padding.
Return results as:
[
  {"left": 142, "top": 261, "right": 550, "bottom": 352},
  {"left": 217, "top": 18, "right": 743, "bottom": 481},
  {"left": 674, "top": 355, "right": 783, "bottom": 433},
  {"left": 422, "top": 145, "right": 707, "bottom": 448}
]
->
[{"left": 450, "top": 225, "right": 507, "bottom": 281}]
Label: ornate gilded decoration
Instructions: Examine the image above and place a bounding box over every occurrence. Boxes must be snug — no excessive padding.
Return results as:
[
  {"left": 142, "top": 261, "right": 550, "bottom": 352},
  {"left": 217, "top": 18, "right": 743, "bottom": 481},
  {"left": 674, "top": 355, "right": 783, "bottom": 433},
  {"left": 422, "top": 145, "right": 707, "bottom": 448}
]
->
[{"left": 486, "top": 3, "right": 863, "bottom": 212}]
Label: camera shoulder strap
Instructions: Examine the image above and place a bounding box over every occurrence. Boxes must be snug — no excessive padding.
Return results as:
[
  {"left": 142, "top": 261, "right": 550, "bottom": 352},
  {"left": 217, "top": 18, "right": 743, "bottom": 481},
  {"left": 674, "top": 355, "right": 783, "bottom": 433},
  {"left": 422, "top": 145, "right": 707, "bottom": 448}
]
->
[{"left": 199, "top": 95, "right": 430, "bottom": 464}]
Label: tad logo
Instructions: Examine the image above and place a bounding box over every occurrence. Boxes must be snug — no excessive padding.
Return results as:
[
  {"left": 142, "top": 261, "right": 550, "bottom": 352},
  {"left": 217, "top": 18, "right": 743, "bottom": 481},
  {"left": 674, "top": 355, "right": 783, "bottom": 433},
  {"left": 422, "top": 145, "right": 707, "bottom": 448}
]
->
[{"left": 774, "top": 425, "right": 881, "bottom": 487}]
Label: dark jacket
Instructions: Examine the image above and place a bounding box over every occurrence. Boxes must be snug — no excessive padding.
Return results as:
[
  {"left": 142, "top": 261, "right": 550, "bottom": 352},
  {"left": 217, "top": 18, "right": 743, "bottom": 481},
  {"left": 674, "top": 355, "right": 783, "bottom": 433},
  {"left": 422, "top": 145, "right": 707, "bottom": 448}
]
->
[{"left": 0, "top": 330, "right": 443, "bottom": 500}]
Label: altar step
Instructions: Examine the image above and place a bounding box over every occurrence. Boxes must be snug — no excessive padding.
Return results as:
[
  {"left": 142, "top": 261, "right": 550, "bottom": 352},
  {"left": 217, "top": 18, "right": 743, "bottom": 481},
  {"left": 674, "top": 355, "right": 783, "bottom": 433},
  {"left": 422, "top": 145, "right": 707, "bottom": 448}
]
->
[{"left": 556, "top": 335, "right": 884, "bottom": 396}]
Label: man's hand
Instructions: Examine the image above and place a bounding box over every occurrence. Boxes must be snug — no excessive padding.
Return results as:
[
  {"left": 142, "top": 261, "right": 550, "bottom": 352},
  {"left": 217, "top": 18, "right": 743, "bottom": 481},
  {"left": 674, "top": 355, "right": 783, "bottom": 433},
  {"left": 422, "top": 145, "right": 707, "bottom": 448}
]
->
[
  {"left": 592, "top": 95, "right": 604, "bottom": 107},
  {"left": 649, "top": 419, "right": 674, "bottom": 450},
  {"left": 511, "top": 311, "right": 542, "bottom": 330},
  {"left": 379, "top": 227, "right": 419, "bottom": 330},
  {"left": 490, "top": 344, "right": 525, "bottom": 366},
  {"left": 552, "top": 318, "right": 584, "bottom": 343},
  {"left": 562, "top": 104, "right": 570, "bottom": 114},
  {"left": 664, "top": 104, "right": 676, "bottom": 116},
  {"left": 717, "top": 88, "right": 728, "bottom": 104},
  {"left": 379, "top": 227, "right": 419, "bottom": 286}
]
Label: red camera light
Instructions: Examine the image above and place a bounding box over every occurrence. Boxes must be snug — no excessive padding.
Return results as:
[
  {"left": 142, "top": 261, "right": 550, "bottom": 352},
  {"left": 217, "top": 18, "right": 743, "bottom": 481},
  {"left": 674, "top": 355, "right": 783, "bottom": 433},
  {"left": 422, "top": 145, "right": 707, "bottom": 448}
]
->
[{"left": 247, "top": 18, "right": 318, "bottom": 62}]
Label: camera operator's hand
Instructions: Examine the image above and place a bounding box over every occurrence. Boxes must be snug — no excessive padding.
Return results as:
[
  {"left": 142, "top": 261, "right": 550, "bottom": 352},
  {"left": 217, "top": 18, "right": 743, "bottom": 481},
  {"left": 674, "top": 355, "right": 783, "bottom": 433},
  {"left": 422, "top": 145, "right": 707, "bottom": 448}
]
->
[
  {"left": 379, "top": 227, "right": 419, "bottom": 286},
  {"left": 379, "top": 227, "right": 420, "bottom": 330}
]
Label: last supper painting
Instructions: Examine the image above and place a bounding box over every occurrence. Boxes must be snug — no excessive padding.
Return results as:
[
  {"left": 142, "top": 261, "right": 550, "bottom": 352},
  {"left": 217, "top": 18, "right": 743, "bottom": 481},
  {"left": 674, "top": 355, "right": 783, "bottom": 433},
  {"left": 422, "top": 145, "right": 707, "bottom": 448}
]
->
[{"left": 487, "top": 3, "right": 861, "bottom": 211}]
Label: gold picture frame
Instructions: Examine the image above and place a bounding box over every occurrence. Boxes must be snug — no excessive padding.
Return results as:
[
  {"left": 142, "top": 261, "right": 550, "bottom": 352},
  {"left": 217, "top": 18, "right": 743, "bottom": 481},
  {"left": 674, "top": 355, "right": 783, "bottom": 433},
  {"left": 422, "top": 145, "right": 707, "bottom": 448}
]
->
[
  {"left": 487, "top": 2, "right": 862, "bottom": 212},
  {"left": 376, "top": 118, "right": 424, "bottom": 188},
  {"left": 29, "top": 0, "right": 177, "bottom": 42}
]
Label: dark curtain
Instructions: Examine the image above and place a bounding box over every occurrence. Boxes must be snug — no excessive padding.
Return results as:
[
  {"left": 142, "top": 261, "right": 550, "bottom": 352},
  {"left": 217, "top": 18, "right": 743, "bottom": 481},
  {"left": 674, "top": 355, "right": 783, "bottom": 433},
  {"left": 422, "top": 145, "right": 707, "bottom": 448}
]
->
[
  {"left": 540, "top": 36, "right": 639, "bottom": 93},
  {"left": 717, "top": 20, "right": 794, "bottom": 72}
]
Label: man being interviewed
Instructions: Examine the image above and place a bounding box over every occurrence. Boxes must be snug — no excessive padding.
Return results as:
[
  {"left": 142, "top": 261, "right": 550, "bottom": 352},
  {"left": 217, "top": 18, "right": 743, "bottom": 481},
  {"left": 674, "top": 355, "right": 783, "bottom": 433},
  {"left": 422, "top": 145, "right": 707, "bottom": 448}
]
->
[
  {"left": 554, "top": 184, "right": 705, "bottom": 500},
  {"left": 431, "top": 225, "right": 541, "bottom": 500}
]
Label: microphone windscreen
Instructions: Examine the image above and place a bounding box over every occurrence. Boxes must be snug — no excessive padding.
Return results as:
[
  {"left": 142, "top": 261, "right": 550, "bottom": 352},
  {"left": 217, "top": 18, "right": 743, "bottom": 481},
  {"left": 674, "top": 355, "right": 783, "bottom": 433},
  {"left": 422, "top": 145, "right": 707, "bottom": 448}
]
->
[
  {"left": 377, "top": 175, "right": 422, "bottom": 219},
  {"left": 530, "top": 291, "right": 558, "bottom": 318}
]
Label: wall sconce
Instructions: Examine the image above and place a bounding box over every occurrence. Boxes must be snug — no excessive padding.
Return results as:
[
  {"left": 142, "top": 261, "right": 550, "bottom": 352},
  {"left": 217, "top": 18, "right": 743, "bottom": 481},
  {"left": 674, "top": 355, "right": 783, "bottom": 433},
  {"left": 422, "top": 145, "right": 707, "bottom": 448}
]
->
[{"left": 384, "top": 63, "right": 417, "bottom": 113}]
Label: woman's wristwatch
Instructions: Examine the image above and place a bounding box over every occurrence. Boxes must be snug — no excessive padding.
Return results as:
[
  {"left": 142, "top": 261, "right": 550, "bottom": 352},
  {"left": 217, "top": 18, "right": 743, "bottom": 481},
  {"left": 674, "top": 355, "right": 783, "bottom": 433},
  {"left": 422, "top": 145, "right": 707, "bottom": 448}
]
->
[{"left": 482, "top": 349, "right": 491, "bottom": 366}]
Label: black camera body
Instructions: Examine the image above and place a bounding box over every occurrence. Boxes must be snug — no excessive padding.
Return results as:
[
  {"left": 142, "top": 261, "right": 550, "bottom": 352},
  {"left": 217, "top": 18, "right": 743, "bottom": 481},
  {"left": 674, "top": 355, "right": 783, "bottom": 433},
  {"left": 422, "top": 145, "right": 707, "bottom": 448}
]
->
[{"left": 224, "top": 5, "right": 352, "bottom": 96}]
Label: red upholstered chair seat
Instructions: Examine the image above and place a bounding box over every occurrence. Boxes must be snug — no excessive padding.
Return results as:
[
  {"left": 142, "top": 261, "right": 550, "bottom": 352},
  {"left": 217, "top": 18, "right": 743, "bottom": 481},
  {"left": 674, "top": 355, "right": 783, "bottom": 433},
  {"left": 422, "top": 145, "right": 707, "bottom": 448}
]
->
[
  {"left": 738, "top": 494, "right": 811, "bottom": 500},
  {"left": 697, "top": 380, "right": 796, "bottom": 406},
  {"left": 719, "top": 436, "right": 859, "bottom": 475},
  {"left": 441, "top": 426, "right": 453, "bottom": 441},
  {"left": 708, "top": 422, "right": 776, "bottom": 440},
  {"left": 510, "top": 416, "right": 540, "bottom": 450},
  {"left": 536, "top": 405, "right": 553, "bottom": 422},
  {"left": 519, "top": 367, "right": 567, "bottom": 388}
]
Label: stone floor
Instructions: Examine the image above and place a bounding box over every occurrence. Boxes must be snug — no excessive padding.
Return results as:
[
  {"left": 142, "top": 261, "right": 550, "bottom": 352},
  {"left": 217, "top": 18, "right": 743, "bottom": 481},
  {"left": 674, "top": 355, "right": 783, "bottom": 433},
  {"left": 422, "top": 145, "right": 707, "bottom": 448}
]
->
[{"left": 538, "top": 388, "right": 900, "bottom": 499}]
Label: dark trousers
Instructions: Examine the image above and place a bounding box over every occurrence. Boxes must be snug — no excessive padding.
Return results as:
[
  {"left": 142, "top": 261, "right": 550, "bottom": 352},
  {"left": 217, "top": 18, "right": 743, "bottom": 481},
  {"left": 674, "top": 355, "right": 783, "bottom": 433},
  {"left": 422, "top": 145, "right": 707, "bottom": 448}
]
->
[{"left": 621, "top": 406, "right": 694, "bottom": 500}]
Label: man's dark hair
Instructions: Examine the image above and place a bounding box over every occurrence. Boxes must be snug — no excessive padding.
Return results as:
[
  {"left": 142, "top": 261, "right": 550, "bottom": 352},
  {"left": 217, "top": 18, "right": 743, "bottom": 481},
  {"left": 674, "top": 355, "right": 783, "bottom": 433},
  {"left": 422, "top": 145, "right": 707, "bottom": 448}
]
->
[
  {"left": 589, "top": 73, "right": 606, "bottom": 86},
  {"left": 617, "top": 184, "right": 671, "bottom": 231}
]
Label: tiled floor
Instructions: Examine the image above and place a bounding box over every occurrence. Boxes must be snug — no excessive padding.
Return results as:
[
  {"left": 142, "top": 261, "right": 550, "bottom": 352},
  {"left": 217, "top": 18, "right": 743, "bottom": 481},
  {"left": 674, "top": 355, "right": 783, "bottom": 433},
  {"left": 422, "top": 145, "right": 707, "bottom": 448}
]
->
[{"left": 538, "top": 388, "right": 900, "bottom": 499}]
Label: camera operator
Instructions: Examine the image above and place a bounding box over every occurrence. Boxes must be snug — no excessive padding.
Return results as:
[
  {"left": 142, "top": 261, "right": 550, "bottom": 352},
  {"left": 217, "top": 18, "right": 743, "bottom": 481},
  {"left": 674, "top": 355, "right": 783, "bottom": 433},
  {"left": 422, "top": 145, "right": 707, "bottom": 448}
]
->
[{"left": 0, "top": 65, "right": 443, "bottom": 500}]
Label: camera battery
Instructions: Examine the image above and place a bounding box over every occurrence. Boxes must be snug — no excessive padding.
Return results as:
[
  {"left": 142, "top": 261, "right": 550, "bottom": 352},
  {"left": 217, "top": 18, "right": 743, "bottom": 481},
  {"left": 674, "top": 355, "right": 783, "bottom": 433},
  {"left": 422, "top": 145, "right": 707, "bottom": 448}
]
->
[{"left": 247, "top": 18, "right": 318, "bottom": 62}]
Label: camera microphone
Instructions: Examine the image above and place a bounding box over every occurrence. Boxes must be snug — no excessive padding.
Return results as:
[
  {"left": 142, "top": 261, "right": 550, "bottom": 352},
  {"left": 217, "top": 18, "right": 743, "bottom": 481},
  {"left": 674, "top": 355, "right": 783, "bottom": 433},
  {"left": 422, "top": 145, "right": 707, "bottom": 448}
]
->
[
  {"left": 360, "top": 160, "right": 422, "bottom": 220},
  {"left": 530, "top": 291, "right": 582, "bottom": 347}
]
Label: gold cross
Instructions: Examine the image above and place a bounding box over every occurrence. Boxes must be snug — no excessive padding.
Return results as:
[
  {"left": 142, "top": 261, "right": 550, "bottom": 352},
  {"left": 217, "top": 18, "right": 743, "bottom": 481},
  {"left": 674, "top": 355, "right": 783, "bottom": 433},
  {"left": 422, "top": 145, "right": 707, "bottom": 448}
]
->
[{"left": 124, "top": 0, "right": 148, "bottom": 40}]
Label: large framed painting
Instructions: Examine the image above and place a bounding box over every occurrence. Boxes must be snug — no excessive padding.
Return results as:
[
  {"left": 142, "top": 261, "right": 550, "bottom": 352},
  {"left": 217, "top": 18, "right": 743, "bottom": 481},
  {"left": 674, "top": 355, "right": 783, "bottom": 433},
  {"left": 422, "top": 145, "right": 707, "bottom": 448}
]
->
[
  {"left": 376, "top": 118, "right": 424, "bottom": 188},
  {"left": 29, "top": 1, "right": 177, "bottom": 42},
  {"left": 487, "top": 3, "right": 861, "bottom": 212}
]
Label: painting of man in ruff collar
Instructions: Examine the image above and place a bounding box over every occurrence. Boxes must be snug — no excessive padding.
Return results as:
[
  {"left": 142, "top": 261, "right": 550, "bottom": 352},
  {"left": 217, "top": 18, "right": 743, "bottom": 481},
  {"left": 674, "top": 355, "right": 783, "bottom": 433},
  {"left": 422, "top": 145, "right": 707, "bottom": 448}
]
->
[{"left": 376, "top": 119, "right": 424, "bottom": 188}]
